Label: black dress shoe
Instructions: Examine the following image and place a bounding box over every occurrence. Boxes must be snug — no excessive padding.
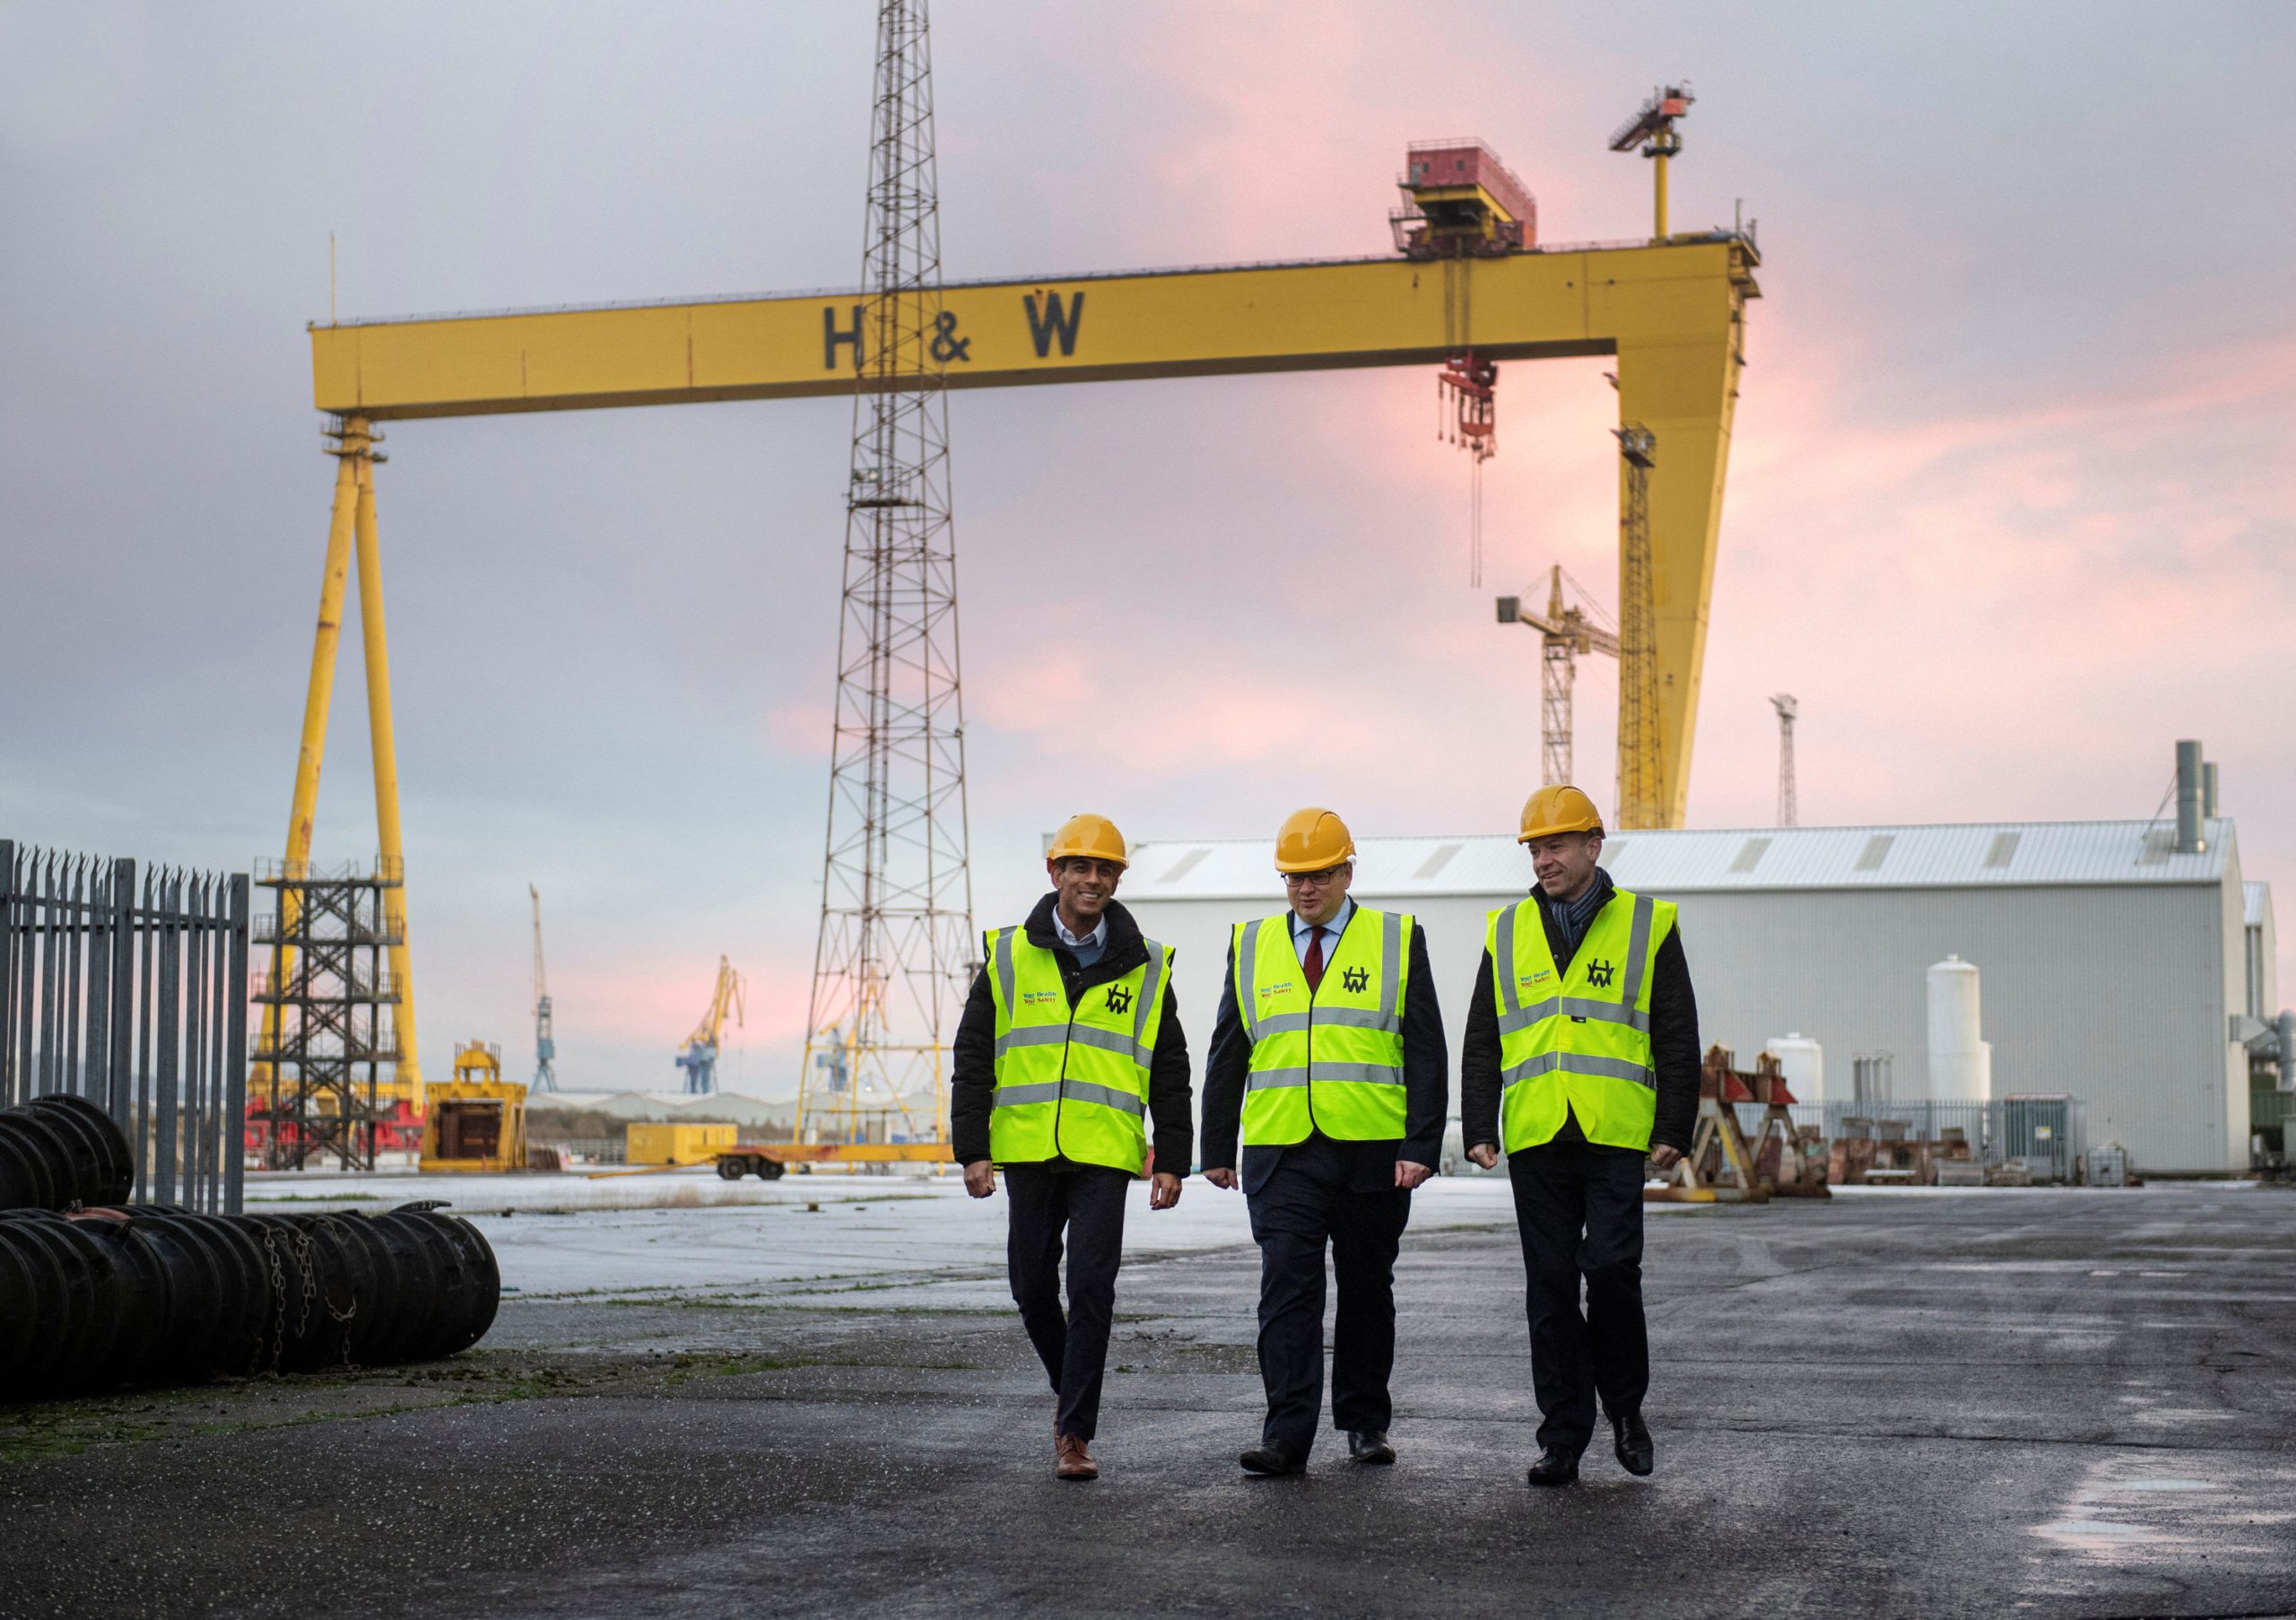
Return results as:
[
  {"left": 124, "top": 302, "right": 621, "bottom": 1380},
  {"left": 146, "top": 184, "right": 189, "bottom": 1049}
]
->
[
  {"left": 1346, "top": 1429, "right": 1396, "bottom": 1465},
  {"left": 1239, "top": 1441, "right": 1305, "bottom": 1476},
  {"left": 1612, "top": 1411, "right": 1655, "bottom": 1476},
  {"left": 1525, "top": 1446, "right": 1579, "bottom": 1487}
]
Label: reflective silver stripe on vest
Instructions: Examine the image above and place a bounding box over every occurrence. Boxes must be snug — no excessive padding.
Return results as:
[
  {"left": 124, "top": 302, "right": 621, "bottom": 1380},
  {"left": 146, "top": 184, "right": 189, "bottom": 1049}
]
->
[
  {"left": 1496, "top": 997, "right": 1649, "bottom": 1037},
  {"left": 1312, "top": 1006, "right": 1400, "bottom": 1034},
  {"left": 1492, "top": 901, "right": 1525, "bottom": 1022},
  {"left": 1064, "top": 1025, "right": 1141, "bottom": 1061},
  {"left": 1058, "top": 1078, "right": 1147, "bottom": 1117},
  {"left": 993, "top": 928, "right": 1018, "bottom": 1023},
  {"left": 1308, "top": 1060, "right": 1405, "bottom": 1087},
  {"left": 992, "top": 1077, "right": 1148, "bottom": 1116},
  {"left": 1379, "top": 909, "right": 1403, "bottom": 1020},
  {"left": 1253, "top": 1011, "right": 1313, "bottom": 1036},
  {"left": 1245, "top": 1066, "right": 1309, "bottom": 1091},
  {"left": 1135, "top": 939, "right": 1168, "bottom": 1065},
  {"left": 1498, "top": 1051, "right": 1656, "bottom": 1091},
  {"left": 990, "top": 1080, "right": 1063, "bottom": 1107},
  {"left": 1620, "top": 894, "right": 1657, "bottom": 1010},
  {"left": 994, "top": 1024, "right": 1070, "bottom": 1058},
  {"left": 1237, "top": 918, "right": 1266, "bottom": 1041}
]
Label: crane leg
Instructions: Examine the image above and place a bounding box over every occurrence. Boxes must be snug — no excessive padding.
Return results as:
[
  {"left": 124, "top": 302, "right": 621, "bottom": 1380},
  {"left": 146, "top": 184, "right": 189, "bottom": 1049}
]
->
[
  {"left": 260, "top": 422, "right": 366, "bottom": 1095},
  {"left": 1614, "top": 327, "right": 1744, "bottom": 827},
  {"left": 352, "top": 442, "right": 423, "bottom": 1109}
]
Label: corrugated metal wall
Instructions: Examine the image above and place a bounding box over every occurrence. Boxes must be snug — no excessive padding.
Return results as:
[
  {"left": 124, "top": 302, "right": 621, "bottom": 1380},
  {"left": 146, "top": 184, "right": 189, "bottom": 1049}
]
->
[{"left": 1124, "top": 877, "right": 2245, "bottom": 1175}]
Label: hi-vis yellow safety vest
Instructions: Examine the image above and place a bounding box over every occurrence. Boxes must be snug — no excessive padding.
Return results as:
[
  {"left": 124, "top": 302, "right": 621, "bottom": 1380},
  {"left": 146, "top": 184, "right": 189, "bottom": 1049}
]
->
[
  {"left": 986, "top": 926, "right": 1170, "bottom": 1174},
  {"left": 1489, "top": 886, "right": 1674, "bottom": 1154},
  {"left": 1232, "top": 907, "right": 1411, "bottom": 1146}
]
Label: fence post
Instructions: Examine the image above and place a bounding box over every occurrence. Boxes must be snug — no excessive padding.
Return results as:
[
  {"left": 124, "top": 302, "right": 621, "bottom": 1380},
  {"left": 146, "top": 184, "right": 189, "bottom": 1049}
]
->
[
  {"left": 0, "top": 839, "right": 14, "bottom": 1108},
  {"left": 153, "top": 870, "right": 182, "bottom": 1206},
  {"left": 225, "top": 872, "right": 248, "bottom": 1215},
  {"left": 105, "top": 858, "right": 135, "bottom": 1127}
]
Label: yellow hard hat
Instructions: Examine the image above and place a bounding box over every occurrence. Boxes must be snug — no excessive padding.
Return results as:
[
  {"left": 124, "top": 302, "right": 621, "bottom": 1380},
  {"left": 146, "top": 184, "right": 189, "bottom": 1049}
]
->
[
  {"left": 1274, "top": 807, "right": 1356, "bottom": 874},
  {"left": 1518, "top": 785, "right": 1605, "bottom": 842},
  {"left": 1048, "top": 813, "right": 1128, "bottom": 869}
]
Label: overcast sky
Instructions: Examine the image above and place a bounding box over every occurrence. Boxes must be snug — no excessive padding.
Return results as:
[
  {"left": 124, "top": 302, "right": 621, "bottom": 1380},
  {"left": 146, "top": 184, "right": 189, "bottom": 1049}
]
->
[{"left": 3, "top": 2, "right": 2291, "bottom": 1095}]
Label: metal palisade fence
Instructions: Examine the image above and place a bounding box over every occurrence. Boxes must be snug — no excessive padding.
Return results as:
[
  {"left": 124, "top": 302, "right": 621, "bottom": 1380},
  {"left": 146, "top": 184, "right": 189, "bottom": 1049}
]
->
[{"left": 0, "top": 840, "right": 250, "bottom": 1211}]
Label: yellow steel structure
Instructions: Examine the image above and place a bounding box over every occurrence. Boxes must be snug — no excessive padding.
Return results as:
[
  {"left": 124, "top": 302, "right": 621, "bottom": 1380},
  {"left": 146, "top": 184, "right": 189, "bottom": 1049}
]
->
[
  {"left": 264, "top": 416, "right": 423, "bottom": 1104},
  {"left": 420, "top": 1041, "right": 526, "bottom": 1172},
  {"left": 305, "top": 238, "right": 1755, "bottom": 826}
]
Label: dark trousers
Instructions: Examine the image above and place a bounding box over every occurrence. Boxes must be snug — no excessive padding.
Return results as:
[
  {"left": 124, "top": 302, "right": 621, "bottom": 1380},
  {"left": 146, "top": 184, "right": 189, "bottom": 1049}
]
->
[
  {"left": 1246, "top": 1138, "right": 1413, "bottom": 1456},
  {"left": 1004, "top": 1163, "right": 1130, "bottom": 1440},
  {"left": 1509, "top": 1138, "right": 1650, "bottom": 1454}
]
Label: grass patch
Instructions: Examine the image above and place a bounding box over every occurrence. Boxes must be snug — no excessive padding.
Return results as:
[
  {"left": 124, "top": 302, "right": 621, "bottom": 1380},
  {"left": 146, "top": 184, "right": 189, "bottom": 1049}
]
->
[{"left": 246, "top": 1193, "right": 381, "bottom": 1204}]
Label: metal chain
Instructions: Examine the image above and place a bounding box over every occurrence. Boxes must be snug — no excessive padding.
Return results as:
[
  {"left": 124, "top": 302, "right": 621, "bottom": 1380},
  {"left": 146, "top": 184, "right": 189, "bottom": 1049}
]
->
[
  {"left": 293, "top": 1228, "right": 317, "bottom": 1346},
  {"left": 262, "top": 1224, "right": 288, "bottom": 1373}
]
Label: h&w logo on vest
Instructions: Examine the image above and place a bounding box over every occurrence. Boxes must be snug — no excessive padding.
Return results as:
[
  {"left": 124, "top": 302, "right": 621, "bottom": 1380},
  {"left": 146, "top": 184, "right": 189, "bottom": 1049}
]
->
[
  {"left": 1585, "top": 959, "right": 1617, "bottom": 989},
  {"left": 1340, "top": 966, "right": 1370, "bottom": 994},
  {"left": 1103, "top": 984, "right": 1134, "bottom": 1015}
]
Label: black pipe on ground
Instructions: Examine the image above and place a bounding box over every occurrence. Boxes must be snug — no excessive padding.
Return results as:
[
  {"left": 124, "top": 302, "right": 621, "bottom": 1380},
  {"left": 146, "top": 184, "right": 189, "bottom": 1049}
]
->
[
  {"left": 0, "top": 1093, "right": 135, "bottom": 1212},
  {"left": 0, "top": 1205, "right": 500, "bottom": 1398}
]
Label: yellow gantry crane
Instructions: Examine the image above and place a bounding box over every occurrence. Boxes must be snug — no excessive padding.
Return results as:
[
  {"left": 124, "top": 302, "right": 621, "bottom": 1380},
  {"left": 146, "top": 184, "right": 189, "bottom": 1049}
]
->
[
  {"left": 674, "top": 957, "right": 744, "bottom": 1096},
  {"left": 275, "top": 89, "right": 1755, "bottom": 1065}
]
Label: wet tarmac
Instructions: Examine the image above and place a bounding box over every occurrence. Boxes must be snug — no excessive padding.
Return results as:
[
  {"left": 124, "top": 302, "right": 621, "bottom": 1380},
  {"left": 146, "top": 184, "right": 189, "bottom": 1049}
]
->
[{"left": 2, "top": 1182, "right": 2292, "bottom": 1618}]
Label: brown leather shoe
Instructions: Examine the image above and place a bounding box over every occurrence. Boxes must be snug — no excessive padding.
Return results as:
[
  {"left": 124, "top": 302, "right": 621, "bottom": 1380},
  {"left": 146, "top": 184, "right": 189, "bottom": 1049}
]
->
[{"left": 1055, "top": 1433, "right": 1099, "bottom": 1481}]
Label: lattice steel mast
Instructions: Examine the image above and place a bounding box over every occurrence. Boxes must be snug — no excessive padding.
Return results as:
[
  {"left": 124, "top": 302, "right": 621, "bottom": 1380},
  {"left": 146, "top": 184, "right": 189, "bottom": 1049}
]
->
[
  {"left": 797, "top": 0, "right": 973, "bottom": 1147},
  {"left": 1614, "top": 423, "right": 1664, "bottom": 829},
  {"left": 1771, "top": 693, "right": 1799, "bottom": 827}
]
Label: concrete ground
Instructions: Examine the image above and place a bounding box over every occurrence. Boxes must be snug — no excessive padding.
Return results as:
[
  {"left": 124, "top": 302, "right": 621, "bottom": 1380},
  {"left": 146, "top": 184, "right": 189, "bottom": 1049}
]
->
[{"left": 3, "top": 1180, "right": 2292, "bottom": 1619}]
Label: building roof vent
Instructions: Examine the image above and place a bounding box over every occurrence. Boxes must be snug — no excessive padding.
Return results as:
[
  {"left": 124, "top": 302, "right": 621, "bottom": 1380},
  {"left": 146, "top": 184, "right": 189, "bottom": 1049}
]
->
[
  {"left": 1983, "top": 831, "right": 2022, "bottom": 869},
  {"left": 1854, "top": 833, "right": 1895, "bottom": 873},
  {"left": 1727, "top": 836, "right": 1772, "bottom": 875}
]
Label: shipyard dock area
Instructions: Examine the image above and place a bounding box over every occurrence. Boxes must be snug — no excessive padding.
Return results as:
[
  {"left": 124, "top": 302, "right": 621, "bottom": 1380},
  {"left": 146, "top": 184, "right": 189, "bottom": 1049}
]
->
[{"left": 1, "top": 1180, "right": 2290, "bottom": 1620}]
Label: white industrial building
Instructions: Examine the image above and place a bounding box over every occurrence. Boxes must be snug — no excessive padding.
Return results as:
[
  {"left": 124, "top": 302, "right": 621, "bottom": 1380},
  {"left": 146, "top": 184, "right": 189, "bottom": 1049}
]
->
[{"left": 1119, "top": 816, "right": 2267, "bottom": 1176}]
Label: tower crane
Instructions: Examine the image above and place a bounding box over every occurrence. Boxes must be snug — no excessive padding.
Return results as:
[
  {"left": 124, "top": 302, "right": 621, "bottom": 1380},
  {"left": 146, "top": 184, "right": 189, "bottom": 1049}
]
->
[
  {"left": 675, "top": 957, "right": 745, "bottom": 1096},
  {"left": 1496, "top": 566, "right": 1619, "bottom": 788},
  {"left": 529, "top": 884, "right": 557, "bottom": 1092}
]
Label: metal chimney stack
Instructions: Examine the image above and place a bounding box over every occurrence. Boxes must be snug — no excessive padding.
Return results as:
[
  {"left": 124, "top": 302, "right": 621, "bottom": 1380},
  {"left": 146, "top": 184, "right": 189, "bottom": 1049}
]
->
[
  {"left": 2203, "top": 760, "right": 2220, "bottom": 819},
  {"left": 2175, "top": 739, "right": 2206, "bottom": 855}
]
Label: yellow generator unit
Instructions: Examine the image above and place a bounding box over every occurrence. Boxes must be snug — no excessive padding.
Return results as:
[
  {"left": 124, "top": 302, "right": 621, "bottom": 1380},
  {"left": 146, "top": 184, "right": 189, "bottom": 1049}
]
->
[
  {"left": 421, "top": 1041, "right": 529, "bottom": 1172},
  {"left": 625, "top": 1121, "right": 737, "bottom": 1167}
]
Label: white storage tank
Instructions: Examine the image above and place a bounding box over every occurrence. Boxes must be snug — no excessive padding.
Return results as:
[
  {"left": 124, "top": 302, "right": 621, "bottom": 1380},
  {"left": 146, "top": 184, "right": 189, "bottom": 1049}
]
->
[
  {"left": 1763, "top": 1032, "right": 1825, "bottom": 1104},
  {"left": 1926, "top": 954, "right": 1994, "bottom": 1102}
]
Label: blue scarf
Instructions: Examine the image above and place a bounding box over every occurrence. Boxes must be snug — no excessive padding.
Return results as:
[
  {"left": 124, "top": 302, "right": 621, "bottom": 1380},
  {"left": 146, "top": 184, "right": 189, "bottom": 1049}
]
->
[{"left": 1540, "top": 866, "right": 1616, "bottom": 963}]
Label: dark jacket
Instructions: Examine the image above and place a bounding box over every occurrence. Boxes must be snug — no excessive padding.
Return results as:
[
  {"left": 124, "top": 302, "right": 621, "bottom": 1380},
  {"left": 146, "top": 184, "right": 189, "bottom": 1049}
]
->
[
  {"left": 1460, "top": 885, "right": 1700, "bottom": 1155},
  {"left": 950, "top": 893, "right": 1193, "bottom": 1173},
  {"left": 1200, "top": 905, "right": 1448, "bottom": 1194}
]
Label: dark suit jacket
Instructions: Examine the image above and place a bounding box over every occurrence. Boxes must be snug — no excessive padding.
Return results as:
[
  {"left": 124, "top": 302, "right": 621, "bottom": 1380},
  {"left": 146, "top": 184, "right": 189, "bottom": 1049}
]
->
[
  {"left": 950, "top": 893, "right": 1193, "bottom": 1172},
  {"left": 1200, "top": 905, "right": 1448, "bottom": 1195}
]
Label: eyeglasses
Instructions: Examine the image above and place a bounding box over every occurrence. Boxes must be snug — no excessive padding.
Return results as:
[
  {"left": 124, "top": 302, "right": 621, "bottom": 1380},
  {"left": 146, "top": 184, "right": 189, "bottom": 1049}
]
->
[{"left": 1283, "top": 866, "right": 1347, "bottom": 888}]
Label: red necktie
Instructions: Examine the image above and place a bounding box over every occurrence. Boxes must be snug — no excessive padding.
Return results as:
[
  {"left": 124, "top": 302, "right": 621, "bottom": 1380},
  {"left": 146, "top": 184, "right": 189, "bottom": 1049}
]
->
[{"left": 1304, "top": 926, "right": 1327, "bottom": 992}]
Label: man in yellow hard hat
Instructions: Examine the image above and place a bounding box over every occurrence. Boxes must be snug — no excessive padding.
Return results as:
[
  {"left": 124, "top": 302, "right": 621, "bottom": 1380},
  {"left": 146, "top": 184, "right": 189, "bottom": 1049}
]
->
[
  {"left": 1201, "top": 807, "right": 1448, "bottom": 1476},
  {"left": 1463, "top": 785, "right": 1699, "bottom": 1487},
  {"left": 951, "top": 813, "right": 1193, "bottom": 1482}
]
